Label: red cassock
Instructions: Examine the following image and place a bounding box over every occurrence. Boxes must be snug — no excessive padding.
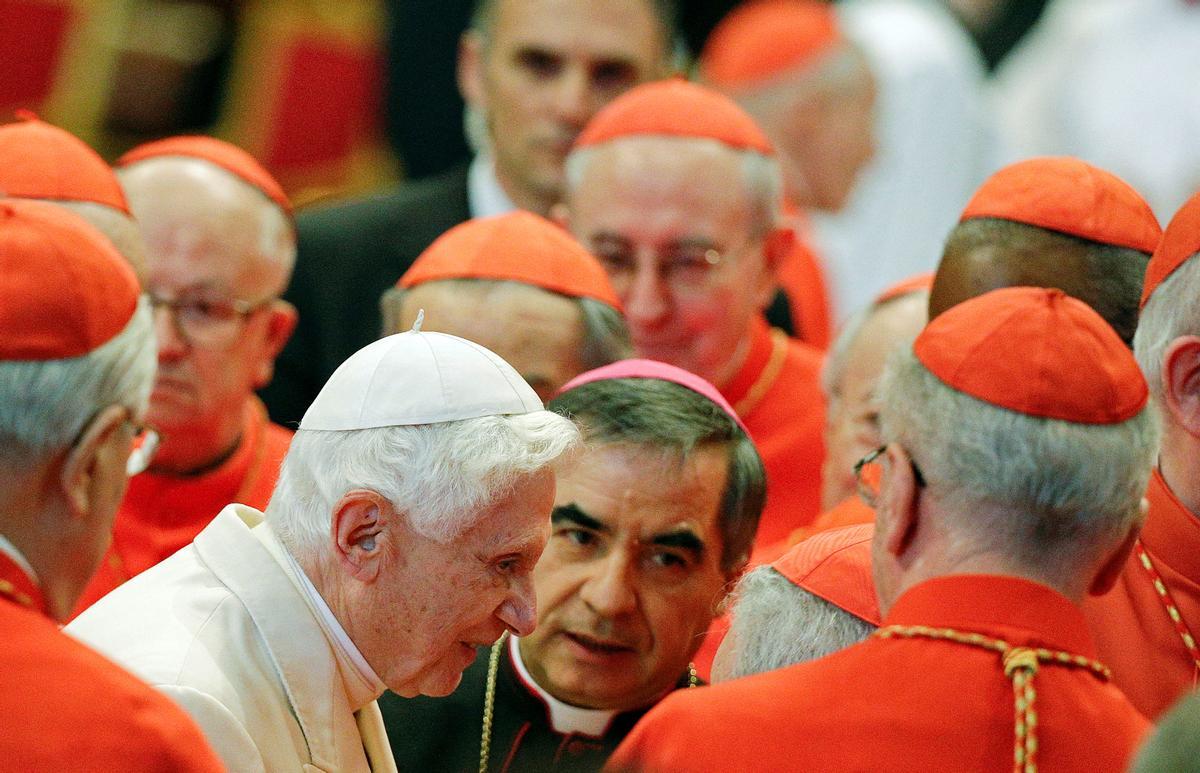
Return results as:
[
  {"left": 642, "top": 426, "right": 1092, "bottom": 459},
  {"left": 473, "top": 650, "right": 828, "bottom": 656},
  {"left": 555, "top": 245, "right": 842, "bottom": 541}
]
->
[
  {"left": 0, "top": 553, "right": 224, "bottom": 772},
  {"left": 722, "top": 315, "right": 826, "bottom": 559},
  {"left": 1083, "top": 469, "right": 1200, "bottom": 719},
  {"left": 776, "top": 231, "right": 833, "bottom": 351},
  {"left": 609, "top": 575, "right": 1148, "bottom": 773},
  {"left": 73, "top": 396, "right": 291, "bottom": 616}
]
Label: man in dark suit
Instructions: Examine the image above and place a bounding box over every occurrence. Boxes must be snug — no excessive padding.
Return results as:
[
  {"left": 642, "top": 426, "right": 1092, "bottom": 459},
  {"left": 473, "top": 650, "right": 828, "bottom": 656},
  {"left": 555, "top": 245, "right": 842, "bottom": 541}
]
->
[{"left": 263, "top": 0, "right": 677, "bottom": 425}]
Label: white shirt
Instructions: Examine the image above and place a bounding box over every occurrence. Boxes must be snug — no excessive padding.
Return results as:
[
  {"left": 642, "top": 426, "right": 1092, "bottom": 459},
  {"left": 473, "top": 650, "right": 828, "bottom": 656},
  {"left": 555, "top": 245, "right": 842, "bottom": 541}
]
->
[
  {"left": 0, "top": 534, "right": 37, "bottom": 586},
  {"left": 468, "top": 155, "right": 518, "bottom": 219},
  {"left": 510, "top": 635, "right": 618, "bottom": 736}
]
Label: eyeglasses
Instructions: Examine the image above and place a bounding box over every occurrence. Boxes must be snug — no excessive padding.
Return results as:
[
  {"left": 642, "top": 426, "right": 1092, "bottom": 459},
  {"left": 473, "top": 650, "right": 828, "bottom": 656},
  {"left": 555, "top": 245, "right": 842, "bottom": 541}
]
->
[
  {"left": 853, "top": 444, "right": 926, "bottom": 508},
  {"left": 125, "top": 422, "right": 160, "bottom": 477},
  {"left": 148, "top": 291, "right": 274, "bottom": 349},
  {"left": 589, "top": 235, "right": 761, "bottom": 298}
]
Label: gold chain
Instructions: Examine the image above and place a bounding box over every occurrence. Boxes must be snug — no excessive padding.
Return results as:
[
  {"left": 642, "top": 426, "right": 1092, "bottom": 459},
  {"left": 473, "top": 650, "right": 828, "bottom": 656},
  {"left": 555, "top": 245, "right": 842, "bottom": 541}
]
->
[
  {"left": 873, "top": 624, "right": 1111, "bottom": 773},
  {"left": 477, "top": 633, "right": 699, "bottom": 773}
]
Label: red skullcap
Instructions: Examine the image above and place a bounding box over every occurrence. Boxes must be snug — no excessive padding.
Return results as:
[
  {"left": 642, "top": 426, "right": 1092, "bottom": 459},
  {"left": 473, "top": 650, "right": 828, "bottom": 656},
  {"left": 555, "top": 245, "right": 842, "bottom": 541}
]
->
[
  {"left": 0, "top": 111, "right": 129, "bottom": 214},
  {"left": 874, "top": 272, "right": 934, "bottom": 305},
  {"left": 1141, "top": 189, "right": 1200, "bottom": 308},
  {"left": 400, "top": 211, "right": 621, "bottom": 309},
  {"left": 558, "top": 358, "right": 750, "bottom": 436},
  {"left": 914, "top": 286, "right": 1147, "bottom": 424},
  {"left": 574, "top": 79, "right": 774, "bottom": 156},
  {"left": 772, "top": 524, "right": 880, "bottom": 625},
  {"left": 117, "top": 135, "right": 292, "bottom": 216},
  {"left": 0, "top": 199, "right": 140, "bottom": 360},
  {"left": 700, "top": 0, "right": 842, "bottom": 90},
  {"left": 960, "top": 157, "right": 1161, "bottom": 255}
]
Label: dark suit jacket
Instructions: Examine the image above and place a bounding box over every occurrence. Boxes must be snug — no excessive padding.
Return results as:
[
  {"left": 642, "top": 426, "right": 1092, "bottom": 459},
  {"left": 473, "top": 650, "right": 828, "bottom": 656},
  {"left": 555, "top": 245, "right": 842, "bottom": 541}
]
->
[
  {"left": 378, "top": 641, "right": 696, "bottom": 773},
  {"left": 261, "top": 163, "right": 471, "bottom": 426}
]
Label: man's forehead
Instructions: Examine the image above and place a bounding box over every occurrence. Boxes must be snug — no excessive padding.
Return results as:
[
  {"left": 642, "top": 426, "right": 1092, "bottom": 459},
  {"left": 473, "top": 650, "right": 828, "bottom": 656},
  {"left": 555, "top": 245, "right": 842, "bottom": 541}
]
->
[{"left": 490, "top": 0, "right": 667, "bottom": 58}]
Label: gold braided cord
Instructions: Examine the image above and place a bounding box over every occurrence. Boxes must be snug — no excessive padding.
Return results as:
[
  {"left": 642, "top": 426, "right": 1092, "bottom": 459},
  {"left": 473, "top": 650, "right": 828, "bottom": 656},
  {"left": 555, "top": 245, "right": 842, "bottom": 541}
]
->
[
  {"left": 480, "top": 631, "right": 509, "bottom": 773},
  {"left": 873, "top": 625, "right": 1111, "bottom": 773}
]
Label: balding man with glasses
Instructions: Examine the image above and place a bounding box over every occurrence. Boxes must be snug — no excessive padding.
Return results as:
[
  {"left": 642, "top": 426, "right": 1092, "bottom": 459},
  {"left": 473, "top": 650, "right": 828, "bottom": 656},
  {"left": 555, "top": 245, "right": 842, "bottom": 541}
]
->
[
  {"left": 73, "top": 137, "right": 299, "bottom": 615},
  {"left": 563, "top": 80, "right": 827, "bottom": 564}
]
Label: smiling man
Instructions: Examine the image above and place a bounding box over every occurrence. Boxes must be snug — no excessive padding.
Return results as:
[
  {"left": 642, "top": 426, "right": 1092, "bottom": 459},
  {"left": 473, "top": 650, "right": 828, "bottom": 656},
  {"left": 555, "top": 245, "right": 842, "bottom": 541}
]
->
[
  {"left": 69, "top": 326, "right": 579, "bottom": 772},
  {"left": 378, "top": 359, "right": 764, "bottom": 772}
]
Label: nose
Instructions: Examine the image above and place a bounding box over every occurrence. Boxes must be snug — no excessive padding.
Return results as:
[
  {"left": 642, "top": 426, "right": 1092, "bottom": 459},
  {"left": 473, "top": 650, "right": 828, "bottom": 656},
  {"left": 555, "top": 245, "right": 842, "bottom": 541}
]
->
[
  {"left": 550, "top": 66, "right": 591, "bottom": 128},
  {"left": 498, "top": 574, "right": 538, "bottom": 637},
  {"left": 622, "top": 260, "right": 671, "bottom": 331},
  {"left": 579, "top": 549, "right": 637, "bottom": 618},
  {"left": 152, "top": 303, "right": 189, "bottom": 362}
]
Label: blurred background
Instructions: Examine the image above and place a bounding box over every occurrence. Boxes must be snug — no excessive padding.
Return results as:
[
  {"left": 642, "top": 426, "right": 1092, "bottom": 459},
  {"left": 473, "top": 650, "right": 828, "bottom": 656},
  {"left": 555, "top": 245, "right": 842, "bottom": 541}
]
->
[{"left": 0, "top": 0, "right": 1095, "bottom": 209}]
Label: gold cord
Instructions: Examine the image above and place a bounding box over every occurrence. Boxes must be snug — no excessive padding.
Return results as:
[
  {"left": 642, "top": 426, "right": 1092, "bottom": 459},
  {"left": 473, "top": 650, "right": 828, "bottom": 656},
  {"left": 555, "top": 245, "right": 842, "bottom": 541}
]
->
[
  {"left": 480, "top": 631, "right": 509, "bottom": 773},
  {"left": 873, "top": 624, "right": 1111, "bottom": 773}
]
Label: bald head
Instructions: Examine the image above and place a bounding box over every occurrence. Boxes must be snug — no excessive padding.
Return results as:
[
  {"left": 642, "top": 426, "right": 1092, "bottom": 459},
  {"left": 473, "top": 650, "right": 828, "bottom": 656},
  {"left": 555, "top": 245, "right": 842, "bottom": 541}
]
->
[
  {"left": 931, "top": 218, "right": 1150, "bottom": 347},
  {"left": 50, "top": 200, "right": 148, "bottom": 285},
  {"left": 118, "top": 158, "right": 295, "bottom": 296}
]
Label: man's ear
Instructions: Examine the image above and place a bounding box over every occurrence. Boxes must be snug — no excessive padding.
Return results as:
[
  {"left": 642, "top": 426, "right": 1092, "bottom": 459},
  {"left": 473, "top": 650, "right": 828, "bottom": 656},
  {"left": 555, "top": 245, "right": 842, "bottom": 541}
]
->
[
  {"left": 1089, "top": 498, "right": 1147, "bottom": 597},
  {"left": 878, "top": 443, "right": 920, "bottom": 560},
  {"left": 60, "top": 405, "right": 128, "bottom": 519},
  {"left": 330, "top": 490, "right": 395, "bottom": 583},
  {"left": 457, "top": 30, "right": 487, "bottom": 108},
  {"left": 549, "top": 202, "right": 571, "bottom": 230},
  {"left": 1161, "top": 336, "right": 1200, "bottom": 438},
  {"left": 254, "top": 300, "right": 299, "bottom": 388},
  {"left": 754, "top": 227, "right": 794, "bottom": 310}
]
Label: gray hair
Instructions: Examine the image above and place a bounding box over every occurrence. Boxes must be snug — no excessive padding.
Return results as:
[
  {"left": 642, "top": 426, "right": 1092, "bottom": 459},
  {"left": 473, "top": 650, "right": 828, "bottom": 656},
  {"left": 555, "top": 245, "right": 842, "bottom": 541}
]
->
[
  {"left": 878, "top": 348, "right": 1159, "bottom": 576},
  {"left": 0, "top": 297, "right": 156, "bottom": 468},
  {"left": 564, "top": 139, "right": 782, "bottom": 236},
  {"left": 1135, "top": 253, "right": 1200, "bottom": 401},
  {"left": 722, "top": 566, "right": 875, "bottom": 679},
  {"left": 548, "top": 376, "right": 765, "bottom": 572},
  {"left": 265, "top": 411, "right": 580, "bottom": 555},
  {"left": 379, "top": 280, "right": 633, "bottom": 371}
]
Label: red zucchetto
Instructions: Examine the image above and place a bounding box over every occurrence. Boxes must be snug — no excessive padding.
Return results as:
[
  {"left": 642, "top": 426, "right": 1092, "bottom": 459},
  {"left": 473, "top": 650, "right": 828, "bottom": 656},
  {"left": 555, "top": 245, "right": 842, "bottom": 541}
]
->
[
  {"left": 0, "top": 199, "right": 140, "bottom": 360},
  {"left": 914, "top": 286, "right": 1148, "bottom": 424},
  {"left": 399, "top": 211, "right": 621, "bottom": 310}
]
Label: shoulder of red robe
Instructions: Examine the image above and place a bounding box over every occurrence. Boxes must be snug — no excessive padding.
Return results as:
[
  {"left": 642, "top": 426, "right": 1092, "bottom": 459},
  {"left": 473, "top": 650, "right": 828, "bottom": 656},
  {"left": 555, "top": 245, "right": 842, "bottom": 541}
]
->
[
  {"left": 1141, "top": 188, "right": 1200, "bottom": 308},
  {"left": 960, "top": 156, "right": 1161, "bottom": 255},
  {"left": 573, "top": 78, "right": 775, "bottom": 156},
  {"left": 399, "top": 210, "right": 622, "bottom": 311},
  {"left": 116, "top": 135, "right": 292, "bottom": 217},
  {"left": 914, "top": 286, "right": 1148, "bottom": 424},
  {"left": 0, "top": 110, "right": 130, "bottom": 215},
  {"left": 0, "top": 198, "right": 140, "bottom": 360}
]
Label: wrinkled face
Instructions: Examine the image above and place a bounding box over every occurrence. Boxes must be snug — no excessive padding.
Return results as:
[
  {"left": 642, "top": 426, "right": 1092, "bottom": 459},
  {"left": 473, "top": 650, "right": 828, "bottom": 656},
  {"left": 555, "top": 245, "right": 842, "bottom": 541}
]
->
[
  {"left": 397, "top": 281, "right": 587, "bottom": 402},
  {"left": 520, "top": 443, "right": 731, "bottom": 711},
  {"left": 120, "top": 160, "right": 292, "bottom": 470},
  {"left": 364, "top": 469, "right": 557, "bottom": 698},
  {"left": 567, "top": 137, "right": 775, "bottom": 388},
  {"left": 459, "top": 0, "right": 667, "bottom": 210},
  {"left": 822, "top": 294, "right": 926, "bottom": 510}
]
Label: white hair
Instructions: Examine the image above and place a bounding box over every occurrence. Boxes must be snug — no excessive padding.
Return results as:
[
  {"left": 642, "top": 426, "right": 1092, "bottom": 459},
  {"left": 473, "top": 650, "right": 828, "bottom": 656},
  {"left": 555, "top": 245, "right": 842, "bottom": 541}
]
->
[
  {"left": 1135, "top": 253, "right": 1200, "bottom": 402},
  {"left": 879, "top": 348, "right": 1159, "bottom": 573},
  {"left": 0, "top": 296, "right": 156, "bottom": 468},
  {"left": 564, "top": 139, "right": 783, "bottom": 235},
  {"left": 265, "top": 411, "right": 580, "bottom": 555},
  {"left": 723, "top": 566, "right": 875, "bottom": 679}
]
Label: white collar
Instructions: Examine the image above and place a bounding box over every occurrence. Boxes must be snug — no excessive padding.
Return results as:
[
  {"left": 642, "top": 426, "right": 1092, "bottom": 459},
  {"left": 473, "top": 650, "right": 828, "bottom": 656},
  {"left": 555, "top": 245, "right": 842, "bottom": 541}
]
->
[
  {"left": 467, "top": 155, "right": 518, "bottom": 218},
  {"left": 257, "top": 525, "right": 385, "bottom": 710},
  {"left": 0, "top": 534, "right": 38, "bottom": 586},
  {"left": 509, "top": 635, "right": 618, "bottom": 737}
]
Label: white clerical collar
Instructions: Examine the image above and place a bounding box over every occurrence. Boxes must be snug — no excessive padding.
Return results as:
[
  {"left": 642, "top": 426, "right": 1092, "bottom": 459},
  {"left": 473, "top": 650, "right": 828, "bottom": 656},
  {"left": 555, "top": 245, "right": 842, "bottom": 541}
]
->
[
  {"left": 257, "top": 524, "right": 385, "bottom": 710},
  {"left": 0, "top": 534, "right": 38, "bottom": 586},
  {"left": 467, "top": 155, "right": 518, "bottom": 218},
  {"left": 509, "top": 634, "right": 618, "bottom": 737}
]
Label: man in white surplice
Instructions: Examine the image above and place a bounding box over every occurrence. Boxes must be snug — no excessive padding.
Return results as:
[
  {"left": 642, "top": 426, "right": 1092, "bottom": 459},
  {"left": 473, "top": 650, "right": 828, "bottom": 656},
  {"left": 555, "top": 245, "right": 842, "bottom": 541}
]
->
[{"left": 68, "top": 322, "right": 580, "bottom": 772}]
